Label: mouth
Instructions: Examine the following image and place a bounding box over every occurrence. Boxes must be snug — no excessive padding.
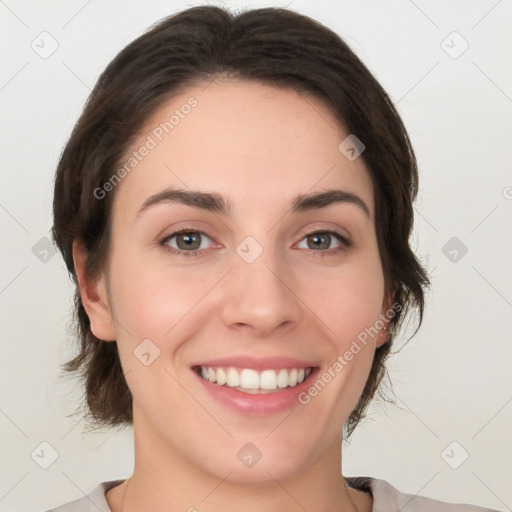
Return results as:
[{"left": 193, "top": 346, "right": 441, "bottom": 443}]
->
[{"left": 192, "top": 365, "right": 316, "bottom": 394}]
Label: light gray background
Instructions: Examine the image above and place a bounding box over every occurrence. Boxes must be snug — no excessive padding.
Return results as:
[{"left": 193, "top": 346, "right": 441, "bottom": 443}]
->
[{"left": 1, "top": 1, "right": 511, "bottom": 511}]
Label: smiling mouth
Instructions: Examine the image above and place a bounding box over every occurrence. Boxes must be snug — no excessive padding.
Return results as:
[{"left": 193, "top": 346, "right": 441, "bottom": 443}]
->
[{"left": 193, "top": 365, "right": 315, "bottom": 394}]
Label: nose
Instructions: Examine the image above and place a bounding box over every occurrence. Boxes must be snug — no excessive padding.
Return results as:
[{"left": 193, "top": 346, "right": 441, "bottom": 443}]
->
[{"left": 219, "top": 244, "right": 303, "bottom": 337}]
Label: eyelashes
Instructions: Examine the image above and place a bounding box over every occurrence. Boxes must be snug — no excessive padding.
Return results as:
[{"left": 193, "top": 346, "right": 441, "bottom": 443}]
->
[
  {"left": 295, "top": 231, "right": 350, "bottom": 255},
  {"left": 159, "top": 229, "right": 212, "bottom": 257},
  {"left": 158, "top": 227, "right": 351, "bottom": 258}
]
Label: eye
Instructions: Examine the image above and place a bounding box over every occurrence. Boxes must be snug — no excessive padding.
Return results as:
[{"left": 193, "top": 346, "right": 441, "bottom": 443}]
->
[
  {"left": 159, "top": 228, "right": 350, "bottom": 257},
  {"left": 296, "top": 230, "right": 350, "bottom": 255},
  {"left": 159, "top": 228, "right": 213, "bottom": 257}
]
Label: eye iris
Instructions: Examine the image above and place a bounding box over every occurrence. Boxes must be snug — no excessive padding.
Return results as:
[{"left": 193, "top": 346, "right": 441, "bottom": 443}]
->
[
  {"left": 177, "top": 232, "right": 201, "bottom": 250},
  {"left": 309, "top": 233, "right": 330, "bottom": 250},
  {"left": 170, "top": 231, "right": 339, "bottom": 253}
]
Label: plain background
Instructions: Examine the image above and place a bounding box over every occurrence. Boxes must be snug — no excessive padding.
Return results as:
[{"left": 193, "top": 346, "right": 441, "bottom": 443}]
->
[{"left": 1, "top": 0, "right": 511, "bottom": 511}]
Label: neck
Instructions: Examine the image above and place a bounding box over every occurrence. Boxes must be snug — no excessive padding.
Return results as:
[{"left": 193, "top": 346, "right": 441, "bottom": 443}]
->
[{"left": 110, "top": 409, "right": 370, "bottom": 512}]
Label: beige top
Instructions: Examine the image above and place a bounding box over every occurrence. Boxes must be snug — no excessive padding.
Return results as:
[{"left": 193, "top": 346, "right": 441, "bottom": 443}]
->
[{"left": 44, "top": 477, "right": 502, "bottom": 511}]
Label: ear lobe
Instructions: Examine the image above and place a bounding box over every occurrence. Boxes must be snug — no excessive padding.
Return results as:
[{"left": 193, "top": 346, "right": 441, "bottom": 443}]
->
[
  {"left": 376, "top": 292, "right": 395, "bottom": 348},
  {"left": 376, "top": 322, "right": 390, "bottom": 349},
  {"left": 72, "top": 239, "right": 116, "bottom": 342}
]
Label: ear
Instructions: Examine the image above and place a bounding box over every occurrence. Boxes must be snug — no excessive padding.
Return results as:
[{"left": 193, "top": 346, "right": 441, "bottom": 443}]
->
[
  {"left": 72, "top": 239, "right": 116, "bottom": 342},
  {"left": 376, "top": 291, "right": 395, "bottom": 349}
]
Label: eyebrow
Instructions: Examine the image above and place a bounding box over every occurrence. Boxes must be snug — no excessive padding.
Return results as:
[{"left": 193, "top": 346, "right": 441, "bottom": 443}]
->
[{"left": 135, "top": 187, "right": 370, "bottom": 219}]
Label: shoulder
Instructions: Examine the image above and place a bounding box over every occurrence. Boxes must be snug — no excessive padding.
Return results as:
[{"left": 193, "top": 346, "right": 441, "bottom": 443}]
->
[
  {"left": 41, "top": 476, "right": 503, "bottom": 512},
  {"left": 42, "top": 480, "right": 124, "bottom": 512},
  {"left": 345, "top": 476, "right": 502, "bottom": 512}
]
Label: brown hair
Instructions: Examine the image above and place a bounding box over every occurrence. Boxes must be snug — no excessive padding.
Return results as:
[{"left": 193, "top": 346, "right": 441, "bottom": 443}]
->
[{"left": 51, "top": 5, "right": 430, "bottom": 438}]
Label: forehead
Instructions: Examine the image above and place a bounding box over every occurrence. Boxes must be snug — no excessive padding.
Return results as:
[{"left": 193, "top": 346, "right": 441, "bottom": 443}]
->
[{"left": 111, "top": 79, "right": 374, "bottom": 223}]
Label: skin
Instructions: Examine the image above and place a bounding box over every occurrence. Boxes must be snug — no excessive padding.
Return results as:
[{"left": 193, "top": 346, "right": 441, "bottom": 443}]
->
[{"left": 73, "top": 78, "right": 393, "bottom": 512}]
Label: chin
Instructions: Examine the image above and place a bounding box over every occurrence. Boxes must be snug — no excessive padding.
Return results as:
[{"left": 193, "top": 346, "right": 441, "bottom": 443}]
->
[{"left": 201, "top": 446, "right": 311, "bottom": 487}]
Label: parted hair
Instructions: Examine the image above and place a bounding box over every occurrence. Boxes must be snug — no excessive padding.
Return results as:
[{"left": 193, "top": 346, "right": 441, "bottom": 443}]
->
[{"left": 51, "top": 5, "right": 430, "bottom": 438}]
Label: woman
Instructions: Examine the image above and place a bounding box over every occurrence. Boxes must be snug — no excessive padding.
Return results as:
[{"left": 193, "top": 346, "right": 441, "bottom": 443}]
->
[{"left": 47, "top": 5, "right": 500, "bottom": 512}]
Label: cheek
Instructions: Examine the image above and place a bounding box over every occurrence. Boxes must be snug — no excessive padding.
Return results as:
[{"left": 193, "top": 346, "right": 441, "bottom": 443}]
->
[
  {"left": 108, "top": 234, "right": 385, "bottom": 354},
  {"left": 110, "top": 272, "right": 192, "bottom": 348},
  {"left": 313, "top": 258, "right": 385, "bottom": 345},
  {"left": 108, "top": 253, "right": 201, "bottom": 339}
]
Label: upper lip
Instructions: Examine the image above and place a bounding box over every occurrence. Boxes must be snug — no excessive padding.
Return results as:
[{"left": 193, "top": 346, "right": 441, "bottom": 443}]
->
[{"left": 191, "top": 355, "right": 318, "bottom": 371}]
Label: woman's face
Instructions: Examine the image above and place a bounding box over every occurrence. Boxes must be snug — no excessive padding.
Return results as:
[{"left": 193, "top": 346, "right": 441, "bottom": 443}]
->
[{"left": 86, "top": 79, "right": 391, "bottom": 483}]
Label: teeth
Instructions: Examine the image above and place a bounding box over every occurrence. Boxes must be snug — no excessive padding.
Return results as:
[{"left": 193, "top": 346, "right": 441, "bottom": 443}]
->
[
  {"left": 216, "top": 367, "right": 227, "bottom": 385},
  {"left": 226, "top": 367, "right": 240, "bottom": 387},
  {"left": 207, "top": 367, "right": 217, "bottom": 383},
  {"left": 198, "top": 366, "right": 313, "bottom": 391},
  {"left": 277, "top": 369, "right": 288, "bottom": 388},
  {"left": 260, "top": 370, "right": 277, "bottom": 390}
]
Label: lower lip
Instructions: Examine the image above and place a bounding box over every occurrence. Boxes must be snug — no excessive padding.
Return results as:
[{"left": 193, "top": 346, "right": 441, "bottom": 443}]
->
[{"left": 193, "top": 368, "right": 319, "bottom": 415}]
